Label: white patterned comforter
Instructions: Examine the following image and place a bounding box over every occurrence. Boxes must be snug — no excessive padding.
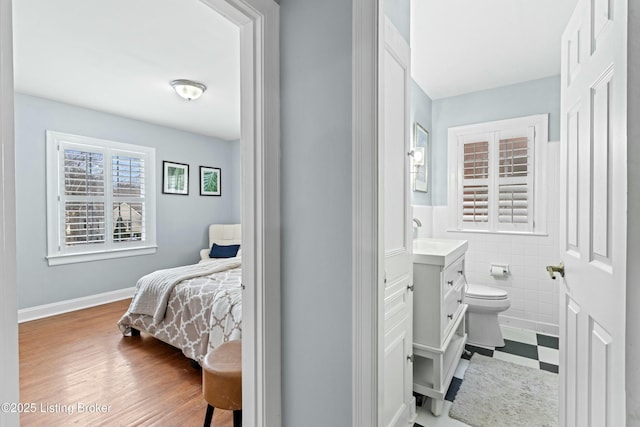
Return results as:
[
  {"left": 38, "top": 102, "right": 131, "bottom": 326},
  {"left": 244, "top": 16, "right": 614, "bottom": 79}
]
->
[{"left": 117, "top": 257, "right": 242, "bottom": 363}]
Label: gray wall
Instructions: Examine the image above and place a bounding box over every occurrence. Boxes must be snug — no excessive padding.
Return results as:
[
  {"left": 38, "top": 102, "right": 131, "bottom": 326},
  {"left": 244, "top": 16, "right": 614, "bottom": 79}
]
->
[
  {"left": 430, "top": 75, "right": 561, "bottom": 205},
  {"left": 280, "top": 0, "right": 352, "bottom": 425},
  {"left": 230, "top": 138, "right": 242, "bottom": 222},
  {"left": 14, "top": 93, "right": 240, "bottom": 309},
  {"left": 385, "top": 0, "right": 410, "bottom": 42}
]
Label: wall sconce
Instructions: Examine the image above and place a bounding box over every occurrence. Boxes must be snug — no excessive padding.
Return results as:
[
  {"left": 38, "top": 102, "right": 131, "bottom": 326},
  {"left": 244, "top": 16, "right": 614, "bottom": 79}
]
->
[
  {"left": 413, "top": 147, "right": 425, "bottom": 167},
  {"left": 170, "top": 79, "right": 207, "bottom": 101}
]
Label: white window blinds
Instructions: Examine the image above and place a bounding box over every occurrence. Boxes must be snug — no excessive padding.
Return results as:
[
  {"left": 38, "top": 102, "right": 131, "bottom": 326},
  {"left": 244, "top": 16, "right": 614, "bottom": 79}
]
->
[
  {"left": 63, "top": 149, "right": 106, "bottom": 247},
  {"left": 462, "top": 141, "right": 489, "bottom": 224},
  {"left": 498, "top": 136, "right": 531, "bottom": 225},
  {"left": 46, "top": 131, "right": 156, "bottom": 265},
  {"left": 454, "top": 122, "right": 538, "bottom": 233},
  {"left": 112, "top": 154, "right": 145, "bottom": 242}
]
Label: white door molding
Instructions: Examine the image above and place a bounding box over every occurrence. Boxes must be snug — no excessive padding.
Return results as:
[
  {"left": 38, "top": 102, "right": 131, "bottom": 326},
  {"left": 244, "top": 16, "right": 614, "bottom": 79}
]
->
[
  {"left": 200, "top": 1, "right": 281, "bottom": 426},
  {"left": 0, "top": 0, "right": 19, "bottom": 425},
  {"left": 352, "top": 0, "right": 380, "bottom": 426}
]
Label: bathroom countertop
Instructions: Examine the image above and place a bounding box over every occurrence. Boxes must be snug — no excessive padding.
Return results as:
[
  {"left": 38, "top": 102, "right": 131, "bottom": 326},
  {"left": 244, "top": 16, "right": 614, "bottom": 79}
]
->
[{"left": 413, "top": 238, "right": 468, "bottom": 266}]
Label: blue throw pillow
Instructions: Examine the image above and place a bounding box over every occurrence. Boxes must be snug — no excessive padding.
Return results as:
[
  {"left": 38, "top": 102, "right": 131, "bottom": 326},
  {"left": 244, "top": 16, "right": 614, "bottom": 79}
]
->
[{"left": 209, "top": 243, "right": 240, "bottom": 258}]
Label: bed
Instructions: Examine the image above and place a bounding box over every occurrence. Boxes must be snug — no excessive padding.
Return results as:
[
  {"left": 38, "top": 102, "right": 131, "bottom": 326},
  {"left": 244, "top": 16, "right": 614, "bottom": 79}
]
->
[{"left": 117, "top": 224, "right": 242, "bottom": 363}]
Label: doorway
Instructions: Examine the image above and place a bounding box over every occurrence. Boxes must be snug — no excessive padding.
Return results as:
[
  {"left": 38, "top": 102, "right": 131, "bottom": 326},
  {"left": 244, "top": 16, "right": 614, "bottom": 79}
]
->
[{"left": 0, "top": 0, "right": 280, "bottom": 426}]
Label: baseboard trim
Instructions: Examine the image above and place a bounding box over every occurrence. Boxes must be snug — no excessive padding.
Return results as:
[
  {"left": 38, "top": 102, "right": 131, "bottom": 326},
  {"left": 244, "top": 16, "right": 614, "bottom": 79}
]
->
[
  {"left": 499, "top": 315, "right": 559, "bottom": 336},
  {"left": 18, "top": 287, "right": 135, "bottom": 323}
]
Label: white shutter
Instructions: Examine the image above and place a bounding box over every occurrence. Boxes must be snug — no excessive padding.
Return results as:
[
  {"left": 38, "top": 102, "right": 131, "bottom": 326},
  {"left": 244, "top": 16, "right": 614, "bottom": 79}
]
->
[
  {"left": 449, "top": 115, "right": 546, "bottom": 235},
  {"left": 498, "top": 183, "right": 528, "bottom": 223},
  {"left": 62, "top": 148, "right": 106, "bottom": 247},
  {"left": 112, "top": 153, "right": 146, "bottom": 242},
  {"left": 496, "top": 131, "right": 534, "bottom": 231},
  {"left": 462, "top": 185, "right": 489, "bottom": 222},
  {"left": 46, "top": 131, "right": 157, "bottom": 265},
  {"left": 460, "top": 140, "right": 490, "bottom": 227}
]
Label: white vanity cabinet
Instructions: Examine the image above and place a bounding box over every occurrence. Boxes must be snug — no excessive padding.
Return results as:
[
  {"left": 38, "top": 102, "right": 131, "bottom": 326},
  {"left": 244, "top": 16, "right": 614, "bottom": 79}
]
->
[{"left": 412, "top": 238, "right": 468, "bottom": 416}]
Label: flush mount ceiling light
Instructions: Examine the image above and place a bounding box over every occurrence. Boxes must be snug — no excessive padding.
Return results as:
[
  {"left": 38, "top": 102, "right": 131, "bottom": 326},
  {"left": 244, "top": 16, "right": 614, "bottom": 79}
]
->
[{"left": 170, "top": 79, "right": 207, "bottom": 101}]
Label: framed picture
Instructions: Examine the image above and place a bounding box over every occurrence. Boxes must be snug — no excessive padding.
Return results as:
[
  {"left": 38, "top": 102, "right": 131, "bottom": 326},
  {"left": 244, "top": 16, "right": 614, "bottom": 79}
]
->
[
  {"left": 162, "top": 161, "right": 189, "bottom": 195},
  {"left": 200, "top": 166, "right": 221, "bottom": 196},
  {"left": 413, "top": 123, "right": 429, "bottom": 192}
]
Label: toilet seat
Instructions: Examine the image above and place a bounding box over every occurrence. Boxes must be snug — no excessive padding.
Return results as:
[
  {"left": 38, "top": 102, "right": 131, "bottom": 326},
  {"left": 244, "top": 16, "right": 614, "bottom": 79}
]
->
[{"left": 465, "top": 283, "right": 508, "bottom": 300}]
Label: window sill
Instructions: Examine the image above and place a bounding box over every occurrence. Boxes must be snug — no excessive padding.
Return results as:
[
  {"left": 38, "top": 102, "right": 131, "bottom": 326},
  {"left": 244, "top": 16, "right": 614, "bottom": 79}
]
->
[
  {"left": 446, "top": 229, "right": 549, "bottom": 237},
  {"left": 46, "top": 245, "right": 158, "bottom": 266}
]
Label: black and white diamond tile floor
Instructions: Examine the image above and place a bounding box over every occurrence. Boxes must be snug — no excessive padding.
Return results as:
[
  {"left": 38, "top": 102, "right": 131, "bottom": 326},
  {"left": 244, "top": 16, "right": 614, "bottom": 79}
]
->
[{"left": 413, "top": 325, "right": 559, "bottom": 427}]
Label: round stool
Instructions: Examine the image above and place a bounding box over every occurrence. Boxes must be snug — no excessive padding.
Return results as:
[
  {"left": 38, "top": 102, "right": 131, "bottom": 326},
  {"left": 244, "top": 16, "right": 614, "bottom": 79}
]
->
[{"left": 202, "top": 340, "right": 242, "bottom": 427}]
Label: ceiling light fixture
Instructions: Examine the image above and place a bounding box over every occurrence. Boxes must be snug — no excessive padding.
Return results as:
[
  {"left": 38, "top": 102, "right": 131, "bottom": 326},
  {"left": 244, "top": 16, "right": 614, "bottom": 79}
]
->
[{"left": 170, "top": 79, "right": 207, "bottom": 101}]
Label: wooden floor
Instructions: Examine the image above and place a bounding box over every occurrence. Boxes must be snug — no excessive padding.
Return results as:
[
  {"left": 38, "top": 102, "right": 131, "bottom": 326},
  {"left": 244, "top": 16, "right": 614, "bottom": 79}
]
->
[{"left": 19, "top": 299, "right": 233, "bottom": 427}]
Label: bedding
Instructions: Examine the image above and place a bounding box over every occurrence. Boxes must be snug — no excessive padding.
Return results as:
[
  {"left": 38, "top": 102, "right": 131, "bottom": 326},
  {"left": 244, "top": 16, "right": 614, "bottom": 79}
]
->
[{"left": 118, "top": 256, "right": 242, "bottom": 363}]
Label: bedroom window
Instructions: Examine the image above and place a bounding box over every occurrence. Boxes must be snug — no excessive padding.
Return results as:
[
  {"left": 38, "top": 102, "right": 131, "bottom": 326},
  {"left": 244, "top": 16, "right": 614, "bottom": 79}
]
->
[
  {"left": 46, "top": 131, "right": 157, "bottom": 265},
  {"left": 448, "top": 114, "right": 548, "bottom": 234}
]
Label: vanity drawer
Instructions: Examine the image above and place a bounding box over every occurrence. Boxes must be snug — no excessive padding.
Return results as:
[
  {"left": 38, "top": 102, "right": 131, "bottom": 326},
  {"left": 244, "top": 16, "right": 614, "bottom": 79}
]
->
[
  {"left": 442, "top": 255, "right": 465, "bottom": 293},
  {"left": 441, "top": 283, "right": 464, "bottom": 338}
]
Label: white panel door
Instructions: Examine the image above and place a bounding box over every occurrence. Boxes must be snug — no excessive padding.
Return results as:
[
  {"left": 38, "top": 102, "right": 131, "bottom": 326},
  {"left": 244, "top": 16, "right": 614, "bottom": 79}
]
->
[
  {"left": 558, "top": 1, "right": 627, "bottom": 426},
  {"left": 379, "top": 17, "right": 413, "bottom": 427}
]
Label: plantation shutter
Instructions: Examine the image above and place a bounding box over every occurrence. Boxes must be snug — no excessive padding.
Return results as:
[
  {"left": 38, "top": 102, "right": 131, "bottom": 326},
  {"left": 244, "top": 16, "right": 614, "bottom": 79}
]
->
[
  {"left": 451, "top": 115, "right": 545, "bottom": 234},
  {"left": 457, "top": 127, "right": 535, "bottom": 231},
  {"left": 47, "top": 131, "right": 157, "bottom": 265},
  {"left": 497, "top": 128, "right": 534, "bottom": 231},
  {"left": 112, "top": 153, "right": 146, "bottom": 243},
  {"left": 58, "top": 142, "right": 150, "bottom": 250},
  {"left": 461, "top": 140, "right": 489, "bottom": 224},
  {"left": 62, "top": 147, "right": 106, "bottom": 247}
]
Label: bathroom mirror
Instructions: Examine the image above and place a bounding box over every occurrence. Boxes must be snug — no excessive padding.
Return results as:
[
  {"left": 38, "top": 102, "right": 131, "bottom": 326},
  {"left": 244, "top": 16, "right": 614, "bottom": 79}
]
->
[{"left": 413, "top": 122, "right": 428, "bottom": 192}]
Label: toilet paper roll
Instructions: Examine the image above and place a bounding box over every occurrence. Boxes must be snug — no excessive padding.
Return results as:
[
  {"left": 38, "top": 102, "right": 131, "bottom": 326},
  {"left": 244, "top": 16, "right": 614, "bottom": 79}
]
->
[{"left": 490, "top": 265, "right": 507, "bottom": 277}]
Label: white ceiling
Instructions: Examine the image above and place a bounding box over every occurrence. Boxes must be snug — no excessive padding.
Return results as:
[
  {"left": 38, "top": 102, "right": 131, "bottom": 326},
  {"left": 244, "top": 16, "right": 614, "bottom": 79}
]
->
[
  {"left": 13, "top": 1, "right": 579, "bottom": 139},
  {"left": 13, "top": 0, "right": 241, "bottom": 141},
  {"left": 411, "top": 0, "right": 579, "bottom": 100}
]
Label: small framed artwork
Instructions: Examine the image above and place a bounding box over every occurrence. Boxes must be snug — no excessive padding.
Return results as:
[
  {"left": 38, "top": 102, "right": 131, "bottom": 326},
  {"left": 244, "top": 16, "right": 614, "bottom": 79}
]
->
[
  {"left": 162, "top": 161, "right": 189, "bottom": 195},
  {"left": 200, "top": 166, "right": 221, "bottom": 196},
  {"left": 413, "top": 122, "right": 429, "bottom": 192}
]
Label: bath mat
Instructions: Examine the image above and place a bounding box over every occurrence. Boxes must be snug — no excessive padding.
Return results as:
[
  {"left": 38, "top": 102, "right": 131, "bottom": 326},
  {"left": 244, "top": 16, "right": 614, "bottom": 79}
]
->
[{"left": 449, "top": 354, "right": 558, "bottom": 427}]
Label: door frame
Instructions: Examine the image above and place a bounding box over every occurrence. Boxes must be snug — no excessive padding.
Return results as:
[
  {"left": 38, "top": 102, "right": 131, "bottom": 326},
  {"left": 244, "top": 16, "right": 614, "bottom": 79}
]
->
[
  {"left": 352, "top": 0, "right": 382, "bottom": 425},
  {"left": 0, "top": 0, "right": 281, "bottom": 426},
  {"left": 0, "top": 0, "right": 19, "bottom": 425},
  {"left": 628, "top": 3, "right": 640, "bottom": 421}
]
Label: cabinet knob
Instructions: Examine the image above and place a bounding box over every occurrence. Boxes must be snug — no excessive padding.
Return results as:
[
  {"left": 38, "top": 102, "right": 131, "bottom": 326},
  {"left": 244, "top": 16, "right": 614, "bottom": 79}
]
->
[
  {"left": 407, "top": 284, "right": 414, "bottom": 292},
  {"left": 407, "top": 354, "right": 414, "bottom": 363},
  {"left": 457, "top": 299, "right": 462, "bottom": 304},
  {"left": 447, "top": 314, "right": 453, "bottom": 320},
  {"left": 447, "top": 280, "right": 454, "bottom": 286}
]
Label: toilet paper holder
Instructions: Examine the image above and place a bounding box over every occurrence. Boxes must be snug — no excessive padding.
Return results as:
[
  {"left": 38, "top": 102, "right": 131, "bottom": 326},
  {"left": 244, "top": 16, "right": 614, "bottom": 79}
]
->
[{"left": 489, "top": 264, "right": 510, "bottom": 277}]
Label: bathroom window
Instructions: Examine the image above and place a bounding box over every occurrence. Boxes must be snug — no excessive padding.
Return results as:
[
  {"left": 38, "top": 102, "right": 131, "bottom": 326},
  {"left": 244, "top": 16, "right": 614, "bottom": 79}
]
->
[{"left": 448, "top": 114, "right": 548, "bottom": 234}]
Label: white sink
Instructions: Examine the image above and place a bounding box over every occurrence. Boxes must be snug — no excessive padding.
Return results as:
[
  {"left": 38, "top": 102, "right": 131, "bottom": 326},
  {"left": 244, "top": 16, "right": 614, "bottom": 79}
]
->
[{"left": 413, "top": 238, "right": 468, "bottom": 266}]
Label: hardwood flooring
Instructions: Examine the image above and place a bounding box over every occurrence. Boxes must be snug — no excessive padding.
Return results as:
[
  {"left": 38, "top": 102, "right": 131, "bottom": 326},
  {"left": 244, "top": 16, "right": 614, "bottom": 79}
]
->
[{"left": 19, "top": 299, "right": 233, "bottom": 427}]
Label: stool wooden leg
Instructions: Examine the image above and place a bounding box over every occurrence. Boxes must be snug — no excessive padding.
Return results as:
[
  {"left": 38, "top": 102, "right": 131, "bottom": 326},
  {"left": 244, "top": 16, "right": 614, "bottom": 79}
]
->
[
  {"left": 233, "top": 409, "right": 242, "bottom": 427},
  {"left": 203, "top": 404, "right": 214, "bottom": 427}
]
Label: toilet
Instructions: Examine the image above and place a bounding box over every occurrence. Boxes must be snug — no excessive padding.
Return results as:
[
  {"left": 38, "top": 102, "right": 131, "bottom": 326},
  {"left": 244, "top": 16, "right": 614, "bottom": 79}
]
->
[{"left": 464, "top": 283, "right": 511, "bottom": 348}]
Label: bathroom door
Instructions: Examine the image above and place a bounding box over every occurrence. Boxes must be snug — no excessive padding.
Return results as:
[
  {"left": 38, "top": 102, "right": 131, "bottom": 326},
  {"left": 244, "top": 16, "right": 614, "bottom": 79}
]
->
[
  {"left": 379, "top": 17, "right": 414, "bottom": 427},
  {"left": 558, "top": 0, "right": 627, "bottom": 426}
]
